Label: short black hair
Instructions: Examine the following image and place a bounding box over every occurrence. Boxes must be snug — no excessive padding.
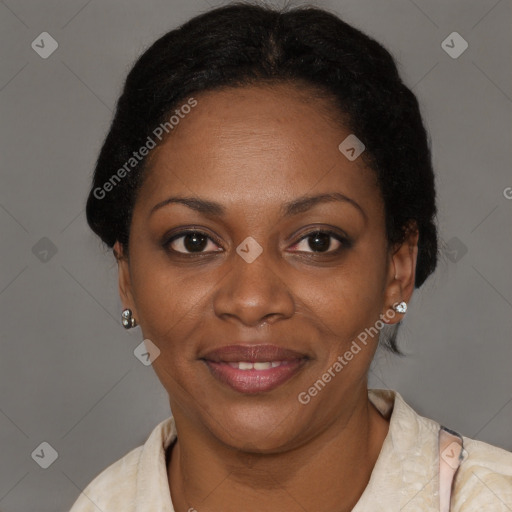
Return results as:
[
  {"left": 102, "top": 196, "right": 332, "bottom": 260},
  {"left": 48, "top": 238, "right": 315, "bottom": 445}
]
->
[{"left": 86, "top": 1, "right": 438, "bottom": 354}]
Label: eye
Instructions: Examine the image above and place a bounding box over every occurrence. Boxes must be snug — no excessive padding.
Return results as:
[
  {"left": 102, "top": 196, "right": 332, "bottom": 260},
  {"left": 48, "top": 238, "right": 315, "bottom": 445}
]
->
[
  {"left": 289, "top": 230, "right": 351, "bottom": 254},
  {"left": 164, "top": 230, "right": 222, "bottom": 255},
  {"left": 163, "top": 228, "right": 352, "bottom": 256}
]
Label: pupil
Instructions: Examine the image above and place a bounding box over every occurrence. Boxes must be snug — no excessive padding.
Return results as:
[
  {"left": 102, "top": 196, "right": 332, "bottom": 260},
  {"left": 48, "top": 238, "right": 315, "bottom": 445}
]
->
[
  {"left": 309, "top": 232, "right": 330, "bottom": 252},
  {"left": 184, "top": 232, "right": 207, "bottom": 252}
]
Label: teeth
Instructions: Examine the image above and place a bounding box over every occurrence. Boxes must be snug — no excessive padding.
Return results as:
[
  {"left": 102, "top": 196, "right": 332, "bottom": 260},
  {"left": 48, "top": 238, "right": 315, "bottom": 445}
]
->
[
  {"left": 254, "top": 362, "right": 272, "bottom": 370},
  {"left": 226, "top": 361, "right": 284, "bottom": 370}
]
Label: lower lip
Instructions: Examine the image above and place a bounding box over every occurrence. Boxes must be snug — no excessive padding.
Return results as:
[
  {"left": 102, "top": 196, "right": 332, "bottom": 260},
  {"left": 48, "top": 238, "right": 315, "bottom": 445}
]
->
[{"left": 203, "top": 359, "right": 306, "bottom": 394}]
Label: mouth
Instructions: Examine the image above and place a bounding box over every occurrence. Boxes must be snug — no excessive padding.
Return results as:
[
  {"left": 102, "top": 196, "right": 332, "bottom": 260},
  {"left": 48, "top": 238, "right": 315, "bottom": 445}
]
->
[{"left": 200, "top": 344, "right": 310, "bottom": 394}]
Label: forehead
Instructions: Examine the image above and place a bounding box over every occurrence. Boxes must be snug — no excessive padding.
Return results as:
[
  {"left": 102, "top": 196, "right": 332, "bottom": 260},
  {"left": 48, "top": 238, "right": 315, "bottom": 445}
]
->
[{"left": 136, "top": 83, "right": 381, "bottom": 217}]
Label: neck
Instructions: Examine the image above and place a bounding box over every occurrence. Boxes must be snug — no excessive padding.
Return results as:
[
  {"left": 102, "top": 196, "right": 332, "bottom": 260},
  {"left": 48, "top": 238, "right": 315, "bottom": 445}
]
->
[{"left": 167, "top": 390, "right": 390, "bottom": 512}]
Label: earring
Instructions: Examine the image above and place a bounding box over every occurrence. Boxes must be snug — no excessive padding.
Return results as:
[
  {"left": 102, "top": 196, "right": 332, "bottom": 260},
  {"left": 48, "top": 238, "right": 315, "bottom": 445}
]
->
[
  {"left": 393, "top": 301, "right": 407, "bottom": 314},
  {"left": 121, "top": 308, "right": 137, "bottom": 329}
]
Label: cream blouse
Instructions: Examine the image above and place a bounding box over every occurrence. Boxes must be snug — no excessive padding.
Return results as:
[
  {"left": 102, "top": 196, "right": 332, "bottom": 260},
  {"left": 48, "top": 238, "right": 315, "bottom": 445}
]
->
[{"left": 68, "top": 389, "right": 512, "bottom": 511}]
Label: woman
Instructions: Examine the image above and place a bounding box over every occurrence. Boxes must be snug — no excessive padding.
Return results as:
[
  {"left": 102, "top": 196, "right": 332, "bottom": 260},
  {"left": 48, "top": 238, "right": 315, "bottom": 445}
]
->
[{"left": 69, "top": 2, "right": 512, "bottom": 511}]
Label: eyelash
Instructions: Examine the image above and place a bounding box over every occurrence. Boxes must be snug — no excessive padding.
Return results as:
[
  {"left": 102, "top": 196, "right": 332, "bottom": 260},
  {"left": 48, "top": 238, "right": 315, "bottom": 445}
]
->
[{"left": 163, "top": 228, "right": 352, "bottom": 257}]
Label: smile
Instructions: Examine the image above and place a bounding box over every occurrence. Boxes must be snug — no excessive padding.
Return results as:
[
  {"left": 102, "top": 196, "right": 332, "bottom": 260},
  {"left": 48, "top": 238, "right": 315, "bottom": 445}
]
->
[{"left": 201, "top": 344, "right": 309, "bottom": 394}]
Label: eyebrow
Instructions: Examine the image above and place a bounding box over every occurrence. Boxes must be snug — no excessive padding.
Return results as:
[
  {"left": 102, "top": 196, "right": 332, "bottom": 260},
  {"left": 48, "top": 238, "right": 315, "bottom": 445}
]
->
[{"left": 150, "top": 192, "right": 367, "bottom": 221}]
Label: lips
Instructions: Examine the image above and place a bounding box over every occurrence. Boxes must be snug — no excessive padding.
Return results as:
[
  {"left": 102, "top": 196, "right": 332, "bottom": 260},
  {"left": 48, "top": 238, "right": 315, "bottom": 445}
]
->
[
  {"left": 202, "top": 344, "right": 307, "bottom": 363},
  {"left": 201, "top": 344, "right": 309, "bottom": 394}
]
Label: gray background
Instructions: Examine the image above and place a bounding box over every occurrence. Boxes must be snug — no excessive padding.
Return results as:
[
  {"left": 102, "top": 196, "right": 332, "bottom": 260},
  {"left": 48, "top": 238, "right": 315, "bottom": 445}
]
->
[{"left": 0, "top": 0, "right": 511, "bottom": 510}]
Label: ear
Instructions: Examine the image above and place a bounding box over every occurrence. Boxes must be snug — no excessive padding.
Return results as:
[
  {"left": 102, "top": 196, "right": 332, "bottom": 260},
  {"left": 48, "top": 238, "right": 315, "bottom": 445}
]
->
[
  {"left": 113, "top": 240, "right": 139, "bottom": 320},
  {"left": 381, "top": 221, "right": 419, "bottom": 324}
]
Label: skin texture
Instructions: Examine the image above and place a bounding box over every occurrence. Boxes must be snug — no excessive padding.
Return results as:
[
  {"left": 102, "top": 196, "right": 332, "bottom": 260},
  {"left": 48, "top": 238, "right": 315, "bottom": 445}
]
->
[{"left": 114, "top": 83, "right": 419, "bottom": 512}]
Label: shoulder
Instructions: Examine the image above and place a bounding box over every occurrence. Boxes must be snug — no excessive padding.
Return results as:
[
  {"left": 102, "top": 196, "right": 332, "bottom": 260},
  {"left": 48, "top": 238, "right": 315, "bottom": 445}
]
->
[
  {"left": 452, "top": 436, "right": 512, "bottom": 511},
  {"left": 371, "top": 389, "right": 512, "bottom": 510},
  {"left": 68, "top": 444, "right": 143, "bottom": 511},
  {"left": 68, "top": 416, "right": 177, "bottom": 511}
]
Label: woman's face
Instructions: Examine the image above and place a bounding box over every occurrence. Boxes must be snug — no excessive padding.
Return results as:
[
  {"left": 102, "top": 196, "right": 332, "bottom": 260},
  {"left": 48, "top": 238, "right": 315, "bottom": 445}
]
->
[{"left": 116, "top": 83, "right": 417, "bottom": 451}]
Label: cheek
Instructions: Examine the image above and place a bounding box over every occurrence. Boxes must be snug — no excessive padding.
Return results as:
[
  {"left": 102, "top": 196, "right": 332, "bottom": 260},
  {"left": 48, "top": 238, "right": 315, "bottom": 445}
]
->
[
  {"left": 306, "top": 247, "right": 387, "bottom": 338},
  {"left": 128, "top": 248, "right": 200, "bottom": 348},
  {"left": 130, "top": 258, "right": 206, "bottom": 394}
]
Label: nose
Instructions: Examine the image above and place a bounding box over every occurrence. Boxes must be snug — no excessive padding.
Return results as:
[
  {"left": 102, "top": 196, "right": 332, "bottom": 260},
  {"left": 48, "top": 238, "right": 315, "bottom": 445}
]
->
[{"left": 212, "top": 243, "right": 295, "bottom": 327}]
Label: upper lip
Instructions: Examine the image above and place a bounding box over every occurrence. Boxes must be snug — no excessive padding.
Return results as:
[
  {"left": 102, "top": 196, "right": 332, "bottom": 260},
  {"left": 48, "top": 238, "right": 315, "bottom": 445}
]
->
[{"left": 201, "top": 344, "right": 308, "bottom": 363}]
